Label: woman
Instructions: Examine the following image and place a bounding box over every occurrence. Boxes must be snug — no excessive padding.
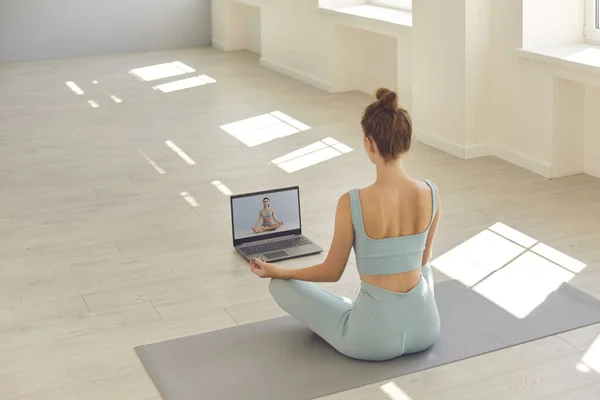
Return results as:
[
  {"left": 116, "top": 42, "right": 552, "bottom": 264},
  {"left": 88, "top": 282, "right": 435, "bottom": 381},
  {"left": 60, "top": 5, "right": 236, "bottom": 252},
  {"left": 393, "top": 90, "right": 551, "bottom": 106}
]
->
[
  {"left": 249, "top": 88, "right": 441, "bottom": 361},
  {"left": 252, "top": 197, "right": 284, "bottom": 233}
]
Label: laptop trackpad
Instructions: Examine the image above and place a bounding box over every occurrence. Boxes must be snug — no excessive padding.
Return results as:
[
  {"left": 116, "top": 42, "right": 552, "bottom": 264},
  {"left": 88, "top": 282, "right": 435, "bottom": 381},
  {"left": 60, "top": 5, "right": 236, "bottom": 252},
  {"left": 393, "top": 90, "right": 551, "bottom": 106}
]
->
[{"left": 264, "top": 251, "right": 288, "bottom": 260}]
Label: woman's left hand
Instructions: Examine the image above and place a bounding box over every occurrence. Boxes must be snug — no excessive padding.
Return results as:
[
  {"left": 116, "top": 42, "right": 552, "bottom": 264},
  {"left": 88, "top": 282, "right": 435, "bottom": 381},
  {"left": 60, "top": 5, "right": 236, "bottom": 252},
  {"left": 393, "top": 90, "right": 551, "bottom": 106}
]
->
[{"left": 250, "top": 258, "right": 280, "bottom": 279}]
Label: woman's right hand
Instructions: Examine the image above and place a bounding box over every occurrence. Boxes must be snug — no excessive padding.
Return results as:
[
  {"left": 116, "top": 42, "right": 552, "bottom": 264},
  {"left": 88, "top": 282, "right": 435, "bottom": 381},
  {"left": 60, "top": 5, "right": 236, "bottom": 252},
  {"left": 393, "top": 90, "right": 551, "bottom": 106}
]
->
[{"left": 250, "top": 258, "right": 280, "bottom": 279}]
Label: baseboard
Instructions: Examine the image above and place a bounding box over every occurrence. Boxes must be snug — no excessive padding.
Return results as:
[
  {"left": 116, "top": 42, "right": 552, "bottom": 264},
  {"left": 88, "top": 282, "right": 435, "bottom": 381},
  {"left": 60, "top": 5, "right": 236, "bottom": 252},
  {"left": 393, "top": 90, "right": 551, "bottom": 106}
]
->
[
  {"left": 259, "top": 57, "right": 333, "bottom": 92},
  {"left": 211, "top": 39, "right": 226, "bottom": 51},
  {"left": 490, "top": 145, "right": 552, "bottom": 178},
  {"left": 464, "top": 144, "right": 491, "bottom": 159},
  {"left": 414, "top": 130, "right": 552, "bottom": 178},
  {"left": 413, "top": 130, "right": 467, "bottom": 159}
]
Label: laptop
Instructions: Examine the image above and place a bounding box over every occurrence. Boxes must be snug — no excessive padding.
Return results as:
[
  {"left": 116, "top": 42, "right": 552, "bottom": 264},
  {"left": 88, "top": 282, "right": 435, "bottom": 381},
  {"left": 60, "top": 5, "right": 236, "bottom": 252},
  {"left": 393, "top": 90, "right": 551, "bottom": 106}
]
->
[{"left": 230, "top": 186, "right": 323, "bottom": 262}]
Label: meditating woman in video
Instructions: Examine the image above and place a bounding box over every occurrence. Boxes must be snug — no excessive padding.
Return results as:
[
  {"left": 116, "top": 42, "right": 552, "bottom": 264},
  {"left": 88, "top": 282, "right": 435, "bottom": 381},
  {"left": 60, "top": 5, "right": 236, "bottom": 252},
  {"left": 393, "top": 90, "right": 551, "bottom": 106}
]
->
[
  {"left": 252, "top": 197, "right": 284, "bottom": 233},
  {"left": 249, "top": 88, "right": 441, "bottom": 361}
]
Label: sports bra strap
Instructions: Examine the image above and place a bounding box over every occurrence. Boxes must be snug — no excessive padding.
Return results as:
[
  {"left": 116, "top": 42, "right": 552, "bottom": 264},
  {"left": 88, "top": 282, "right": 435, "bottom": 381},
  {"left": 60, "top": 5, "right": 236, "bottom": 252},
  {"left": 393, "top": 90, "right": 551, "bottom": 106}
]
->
[
  {"left": 424, "top": 180, "right": 438, "bottom": 229},
  {"left": 348, "top": 190, "right": 364, "bottom": 233}
]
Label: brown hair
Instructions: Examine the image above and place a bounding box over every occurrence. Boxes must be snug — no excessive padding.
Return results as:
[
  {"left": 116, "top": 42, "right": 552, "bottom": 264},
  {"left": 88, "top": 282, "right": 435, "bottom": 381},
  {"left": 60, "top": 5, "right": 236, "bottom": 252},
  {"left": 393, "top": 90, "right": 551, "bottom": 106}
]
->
[{"left": 360, "top": 88, "right": 412, "bottom": 161}]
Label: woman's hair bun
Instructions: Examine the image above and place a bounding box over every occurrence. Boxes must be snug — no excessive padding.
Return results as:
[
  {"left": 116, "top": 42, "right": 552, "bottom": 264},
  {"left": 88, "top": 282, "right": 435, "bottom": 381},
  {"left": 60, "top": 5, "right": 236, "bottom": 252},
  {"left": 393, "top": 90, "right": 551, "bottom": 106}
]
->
[{"left": 375, "top": 88, "right": 398, "bottom": 112}]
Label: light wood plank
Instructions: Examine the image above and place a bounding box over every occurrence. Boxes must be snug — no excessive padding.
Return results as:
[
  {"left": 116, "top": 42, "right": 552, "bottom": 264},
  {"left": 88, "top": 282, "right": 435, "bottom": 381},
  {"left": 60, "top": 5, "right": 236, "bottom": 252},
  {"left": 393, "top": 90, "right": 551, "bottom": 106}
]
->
[
  {"left": 0, "top": 308, "right": 234, "bottom": 376},
  {"left": 0, "top": 303, "right": 159, "bottom": 350},
  {"left": 13, "top": 388, "right": 80, "bottom": 400},
  {"left": 0, "top": 296, "right": 89, "bottom": 332},
  {"left": 0, "top": 350, "right": 141, "bottom": 400},
  {"left": 76, "top": 372, "right": 159, "bottom": 400},
  {"left": 417, "top": 354, "right": 600, "bottom": 400},
  {"left": 542, "top": 381, "right": 600, "bottom": 400},
  {"left": 83, "top": 266, "right": 259, "bottom": 312},
  {"left": 558, "top": 323, "right": 600, "bottom": 352},
  {"left": 0, "top": 290, "right": 21, "bottom": 310}
]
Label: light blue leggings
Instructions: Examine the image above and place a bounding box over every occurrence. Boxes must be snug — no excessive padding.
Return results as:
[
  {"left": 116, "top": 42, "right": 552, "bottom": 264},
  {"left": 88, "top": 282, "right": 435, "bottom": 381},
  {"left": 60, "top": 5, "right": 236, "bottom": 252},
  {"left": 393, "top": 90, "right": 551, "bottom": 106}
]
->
[{"left": 269, "top": 265, "right": 440, "bottom": 361}]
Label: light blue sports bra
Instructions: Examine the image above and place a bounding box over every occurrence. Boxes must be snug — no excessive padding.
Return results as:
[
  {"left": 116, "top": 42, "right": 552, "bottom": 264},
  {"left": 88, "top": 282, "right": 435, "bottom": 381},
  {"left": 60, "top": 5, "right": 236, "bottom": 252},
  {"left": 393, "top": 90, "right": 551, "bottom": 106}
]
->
[
  {"left": 349, "top": 180, "right": 438, "bottom": 275},
  {"left": 262, "top": 209, "right": 273, "bottom": 219}
]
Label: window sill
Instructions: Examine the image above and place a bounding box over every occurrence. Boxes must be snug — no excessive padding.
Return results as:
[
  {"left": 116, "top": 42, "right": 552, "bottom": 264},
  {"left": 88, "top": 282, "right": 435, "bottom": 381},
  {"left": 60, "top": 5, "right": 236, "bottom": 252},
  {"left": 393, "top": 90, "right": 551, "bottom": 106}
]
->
[
  {"left": 318, "top": 4, "right": 412, "bottom": 34},
  {"left": 516, "top": 43, "right": 600, "bottom": 74}
]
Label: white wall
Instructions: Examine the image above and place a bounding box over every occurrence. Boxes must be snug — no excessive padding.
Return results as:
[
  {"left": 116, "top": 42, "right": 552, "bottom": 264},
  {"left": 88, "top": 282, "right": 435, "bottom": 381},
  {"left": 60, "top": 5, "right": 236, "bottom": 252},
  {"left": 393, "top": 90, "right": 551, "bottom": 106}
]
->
[
  {"left": 0, "top": 0, "right": 211, "bottom": 63},
  {"left": 552, "top": 78, "right": 585, "bottom": 177},
  {"left": 585, "top": 86, "right": 600, "bottom": 178},
  {"left": 331, "top": 26, "right": 398, "bottom": 94},
  {"left": 260, "top": 0, "right": 334, "bottom": 89},
  {"left": 213, "top": 2, "right": 262, "bottom": 54},
  {"left": 465, "top": 0, "right": 493, "bottom": 152},
  {"left": 244, "top": 7, "right": 262, "bottom": 55},
  {"left": 522, "top": 0, "right": 584, "bottom": 48},
  {"left": 212, "top": 0, "right": 600, "bottom": 179},
  {"left": 487, "top": 0, "right": 600, "bottom": 177},
  {"left": 211, "top": 0, "right": 230, "bottom": 49},
  {"left": 486, "top": 0, "right": 554, "bottom": 174},
  {"left": 412, "top": 0, "right": 467, "bottom": 153}
]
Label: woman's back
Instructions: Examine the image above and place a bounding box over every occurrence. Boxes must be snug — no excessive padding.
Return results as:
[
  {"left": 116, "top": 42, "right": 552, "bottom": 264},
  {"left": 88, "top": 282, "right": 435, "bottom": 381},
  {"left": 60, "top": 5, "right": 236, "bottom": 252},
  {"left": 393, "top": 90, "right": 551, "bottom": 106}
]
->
[
  {"left": 255, "top": 87, "right": 442, "bottom": 361},
  {"left": 355, "top": 179, "right": 438, "bottom": 293}
]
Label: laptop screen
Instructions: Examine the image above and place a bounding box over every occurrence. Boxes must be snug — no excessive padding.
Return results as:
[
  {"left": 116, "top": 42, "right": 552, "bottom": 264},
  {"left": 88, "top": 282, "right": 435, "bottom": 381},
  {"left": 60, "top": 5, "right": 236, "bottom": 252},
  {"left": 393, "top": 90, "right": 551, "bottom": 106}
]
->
[{"left": 231, "top": 187, "right": 301, "bottom": 243}]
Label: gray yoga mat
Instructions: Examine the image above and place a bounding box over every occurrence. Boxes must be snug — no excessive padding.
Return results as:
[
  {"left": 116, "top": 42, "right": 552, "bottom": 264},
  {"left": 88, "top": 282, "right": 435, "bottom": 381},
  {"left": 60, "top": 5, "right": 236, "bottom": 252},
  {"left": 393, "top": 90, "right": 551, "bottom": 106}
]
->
[{"left": 136, "top": 280, "right": 600, "bottom": 400}]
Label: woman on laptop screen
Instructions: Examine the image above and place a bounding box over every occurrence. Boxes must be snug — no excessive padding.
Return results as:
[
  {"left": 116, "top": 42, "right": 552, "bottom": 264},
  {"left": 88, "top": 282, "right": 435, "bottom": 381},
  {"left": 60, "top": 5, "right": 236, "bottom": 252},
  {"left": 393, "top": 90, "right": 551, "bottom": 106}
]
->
[
  {"left": 249, "top": 88, "right": 441, "bottom": 361},
  {"left": 252, "top": 197, "right": 284, "bottom": 233}
]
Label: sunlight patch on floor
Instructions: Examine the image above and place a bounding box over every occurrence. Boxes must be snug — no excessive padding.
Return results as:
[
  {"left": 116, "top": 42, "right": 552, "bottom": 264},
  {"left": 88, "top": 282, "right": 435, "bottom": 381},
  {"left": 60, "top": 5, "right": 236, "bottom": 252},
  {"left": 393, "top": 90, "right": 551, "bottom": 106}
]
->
[
  {"left": 472, "top": 252, "right": 575, "bottom": 319},
  {"left": 580, "top": 333, "right": 600, "bottom": 374},
  {"left": 432, "top": 229, "right": 525, "bottom": 286},
  {"left": 129, "top": 61, "right": 195, "bottom": 82},
  {"left": 489, "top": 222, "right": 537, "bottom": 247},
  {"left": 153, "top": 75, "right": 216, "bottom": 93},
  {"left": 181, "top": 192, "right": 199, "bottom": 207},
  {"left": 212, "top": 180, "right": 233, "bottom": 196},
  {"left": 66, "top": 81, "right": 84, "bottom": 95},
  {"left": 165, "top": 140, "right": 196, "bottom": 166},
  {"left": 432, "top": 222, "right": 587, "bottom": 319},
  {"left": 271, "top": 137, "right": 353, "bottom": 173},
  {"left": 220, "top": 111, "right": 311, "bottom": 147},
  {"left": 138, "top": 150, "right": 166, "bottom": 175},
  {"left": 380, "top": 382, "right": 413, "bottom": 400},
  {"left": 531, "top": 242, "right": 587, "bottom": 273}
]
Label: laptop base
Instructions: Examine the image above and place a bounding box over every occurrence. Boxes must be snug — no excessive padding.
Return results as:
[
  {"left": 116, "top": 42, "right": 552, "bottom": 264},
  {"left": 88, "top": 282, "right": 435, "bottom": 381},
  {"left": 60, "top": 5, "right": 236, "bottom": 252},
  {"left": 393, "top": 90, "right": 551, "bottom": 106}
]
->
[{"left": 235, "top": 235, "right": 323, "bottom": 263}]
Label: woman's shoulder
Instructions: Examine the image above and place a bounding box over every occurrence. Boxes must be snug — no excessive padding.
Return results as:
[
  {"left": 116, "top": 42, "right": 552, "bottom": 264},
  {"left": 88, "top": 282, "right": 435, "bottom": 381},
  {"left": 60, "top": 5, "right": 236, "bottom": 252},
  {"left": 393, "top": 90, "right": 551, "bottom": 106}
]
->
[
  {"left": 338, "top": 191, "right": 352, "bottom": 204},
  {"left": 339, "top": 187, "right": 365, "bottom": 204},
  {"left": 418, "top": 180, "right": 440, "bottom": 209},
  {"left": 418, "top": 179, "right": 435, "bottom": 186}
]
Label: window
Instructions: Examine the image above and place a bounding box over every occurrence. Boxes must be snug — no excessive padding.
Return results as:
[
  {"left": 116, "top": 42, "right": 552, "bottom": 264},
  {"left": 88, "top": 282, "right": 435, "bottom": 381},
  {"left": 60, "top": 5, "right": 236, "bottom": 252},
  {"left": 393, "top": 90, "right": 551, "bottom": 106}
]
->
[
  {"left": 585, "top": 0, "right": 600, "bottom": 44},
  {"left": 367, "top": 0, "right": 411, "bottom": 11}
]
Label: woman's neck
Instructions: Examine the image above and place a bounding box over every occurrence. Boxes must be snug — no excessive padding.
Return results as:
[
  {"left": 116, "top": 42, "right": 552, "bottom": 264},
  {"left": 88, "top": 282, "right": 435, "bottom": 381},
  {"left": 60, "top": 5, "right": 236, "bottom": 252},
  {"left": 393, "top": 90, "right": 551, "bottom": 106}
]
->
[{"left": 374, "top": 159, "right": 410, "bottom": 186}]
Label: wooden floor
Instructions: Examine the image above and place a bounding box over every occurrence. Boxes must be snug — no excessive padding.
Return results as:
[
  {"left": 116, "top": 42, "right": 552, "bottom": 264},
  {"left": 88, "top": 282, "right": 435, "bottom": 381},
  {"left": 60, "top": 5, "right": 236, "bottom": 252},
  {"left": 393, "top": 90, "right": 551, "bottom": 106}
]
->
[{"left": 1, "top": 48, "right": 600, "bottom": 400}]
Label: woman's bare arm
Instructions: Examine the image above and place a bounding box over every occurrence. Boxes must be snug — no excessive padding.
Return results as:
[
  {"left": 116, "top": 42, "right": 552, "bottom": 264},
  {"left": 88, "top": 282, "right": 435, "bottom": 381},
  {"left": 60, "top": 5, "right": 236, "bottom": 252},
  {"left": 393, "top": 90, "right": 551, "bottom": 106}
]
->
[
  {"left": 277, "top": 193, "right": 353, "bottom": 282},
  {"left": 272, "top": 209, "right": 281, "bottom": 224},
  {"left": 253, "top": 211, "right": 262, "bottom": 229}
]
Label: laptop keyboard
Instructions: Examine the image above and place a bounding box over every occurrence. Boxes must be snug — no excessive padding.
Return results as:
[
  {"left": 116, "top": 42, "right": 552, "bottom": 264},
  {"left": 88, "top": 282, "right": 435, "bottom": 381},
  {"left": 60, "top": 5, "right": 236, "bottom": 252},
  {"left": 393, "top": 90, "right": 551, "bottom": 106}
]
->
[{"left": 241, "top": 237, "right": 312, "bottom": 256}]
